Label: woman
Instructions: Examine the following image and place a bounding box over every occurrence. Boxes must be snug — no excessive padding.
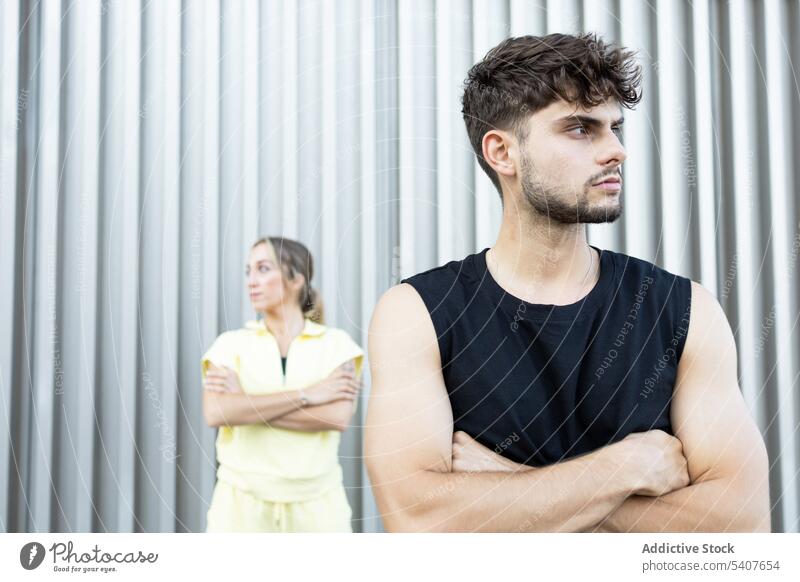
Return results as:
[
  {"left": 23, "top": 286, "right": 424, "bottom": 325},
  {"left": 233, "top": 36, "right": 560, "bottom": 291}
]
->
[{"left": 201, "top": 236, "right": 364, "bottom": 532}]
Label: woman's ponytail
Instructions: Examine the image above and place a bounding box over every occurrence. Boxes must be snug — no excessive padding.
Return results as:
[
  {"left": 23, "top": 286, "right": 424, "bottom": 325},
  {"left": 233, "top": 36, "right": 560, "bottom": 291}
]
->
[{"left": 304, "top": 286, "right": 324, "bottom": 324}]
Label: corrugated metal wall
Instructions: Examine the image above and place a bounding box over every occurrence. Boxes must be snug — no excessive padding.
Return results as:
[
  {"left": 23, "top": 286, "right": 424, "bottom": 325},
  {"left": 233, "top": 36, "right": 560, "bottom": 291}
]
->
[{"left": 1, "top": 0, "right": 798, "bottom": 533}]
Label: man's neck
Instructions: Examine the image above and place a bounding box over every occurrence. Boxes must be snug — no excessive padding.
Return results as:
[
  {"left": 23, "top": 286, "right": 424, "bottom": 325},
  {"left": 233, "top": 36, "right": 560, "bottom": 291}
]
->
[{"left": 489, "top": 204, "right": 600, "bottom": 305}]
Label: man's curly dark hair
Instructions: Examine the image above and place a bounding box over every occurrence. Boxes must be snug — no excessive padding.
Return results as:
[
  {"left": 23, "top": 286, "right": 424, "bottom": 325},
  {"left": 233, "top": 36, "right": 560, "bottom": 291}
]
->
[{"left": 461, "top": 33, "right": 642, "bottom": 197}]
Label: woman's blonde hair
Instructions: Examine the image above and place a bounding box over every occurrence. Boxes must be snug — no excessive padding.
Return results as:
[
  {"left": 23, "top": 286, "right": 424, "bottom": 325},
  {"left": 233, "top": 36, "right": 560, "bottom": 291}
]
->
[{"left": 252, "top": 236, "right": 324, "bottom": 323}]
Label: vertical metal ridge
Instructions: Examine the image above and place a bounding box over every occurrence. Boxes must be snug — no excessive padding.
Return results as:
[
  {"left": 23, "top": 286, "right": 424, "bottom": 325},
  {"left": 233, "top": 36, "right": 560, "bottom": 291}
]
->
[
  {"left": 397, "top": 0, "right": 416, "bottom": 276},
  {"left": 64, "top": 0, "right": 101, "bottom": 533},
  {"left": 510, "top": 0, "right": 546, "bottom": 37},
  {"left": 259, "top": 0, "right": 284, "bottom": 237},
  {"left": 160, "top": 0, "right": 181, "bottom": 534},
  {"left": 655, "top": 0, "right": 691, "bottom": 276},
  {"left": 0, "top": 0, "right": 21, "bottom": 534},
  {"left": 435, "top": 0, "right": 455, "bottom": 264},
  {"left": 691, "top": 0, "right": 719, "bottom": 294},
  {"left": 472, "top": 0, "right": 509, "bottom": 252},
  {"left": 241, "top": 0, "right": 259, "bottom": 315},
  {"left": 764, "top": 0, "right": 799, "bottom": 532},
  {"left": 727, "top": 0, "right": 766, "bottom": 425},
  {"left": 29, "top": 0, "right": 62, "bottom": 533},
  {"left": 199, "top": 0, "right": 221, "bottom": 522},
  {"left": 584, "top": 0, "right": 624, "bottom": 254},
  {"left": 321, "top": 0, "right": 338, "bottom": 323},
  {"left": 436, "top": 0, "right": 474, "bottom": 263},
  {"left": 281, "top": 1, "right": 299, "bottom": 237},
  {"left": 114, "top": 0, "right": 143, "bottom": 534},
  {"left": 358, "top": 0, "right": 379, "bottom": 532},
  {"left": 620, "top": 0, "right": 657, "bottom": 263}
]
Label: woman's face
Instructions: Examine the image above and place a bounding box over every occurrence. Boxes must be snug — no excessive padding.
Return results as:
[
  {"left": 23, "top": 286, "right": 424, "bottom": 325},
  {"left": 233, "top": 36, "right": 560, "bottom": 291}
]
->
[{"left": 245, "top": 243, "right": 300, "bottom": 313}]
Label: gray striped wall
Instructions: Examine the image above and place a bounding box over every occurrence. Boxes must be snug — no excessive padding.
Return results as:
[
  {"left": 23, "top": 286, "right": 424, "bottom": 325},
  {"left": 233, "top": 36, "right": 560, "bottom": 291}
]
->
[{"left": 1, "top": 0, "right": 798, "bottom": 533}]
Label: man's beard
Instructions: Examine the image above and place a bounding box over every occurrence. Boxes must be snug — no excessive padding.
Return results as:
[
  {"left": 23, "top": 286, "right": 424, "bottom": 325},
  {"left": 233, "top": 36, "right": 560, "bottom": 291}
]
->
[{"left": 519, "top": 155, "right": 622, "bottom": 224}]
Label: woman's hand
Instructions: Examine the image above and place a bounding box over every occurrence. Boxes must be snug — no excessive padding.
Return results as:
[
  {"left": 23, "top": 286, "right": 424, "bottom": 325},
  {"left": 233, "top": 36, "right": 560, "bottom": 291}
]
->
[
  {"left": 302, "top": 361, "right": 362, "bottom": 406},
  {"left": 204, "top": 363, "right": 244, "bottom": 394},
  {"left": 451, "top": 430, "right": 534, "bottom": 473}
]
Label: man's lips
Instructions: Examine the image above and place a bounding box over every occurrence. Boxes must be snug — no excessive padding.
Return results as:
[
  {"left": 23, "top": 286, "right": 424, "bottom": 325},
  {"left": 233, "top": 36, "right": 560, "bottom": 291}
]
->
[{"left": 592, "top": 177, "right": 622, "bottom": 190}]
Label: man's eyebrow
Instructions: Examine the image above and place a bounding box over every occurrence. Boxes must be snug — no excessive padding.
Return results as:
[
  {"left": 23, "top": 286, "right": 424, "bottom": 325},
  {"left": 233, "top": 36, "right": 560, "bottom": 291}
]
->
[{"left": 555, "top": 114, "right": 625, "bottom": 127}]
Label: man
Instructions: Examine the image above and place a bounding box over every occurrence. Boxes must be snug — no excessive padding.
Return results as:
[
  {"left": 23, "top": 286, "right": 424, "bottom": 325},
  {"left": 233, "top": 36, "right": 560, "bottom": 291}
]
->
[{"left": 364, "top": 33, "right": 770, "bottom": 532}]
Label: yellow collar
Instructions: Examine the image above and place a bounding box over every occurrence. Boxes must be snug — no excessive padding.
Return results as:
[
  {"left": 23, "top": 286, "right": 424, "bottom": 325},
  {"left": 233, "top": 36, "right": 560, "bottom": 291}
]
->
[{"left": 244, "top": 318, "right": 327, "bottom": 337}]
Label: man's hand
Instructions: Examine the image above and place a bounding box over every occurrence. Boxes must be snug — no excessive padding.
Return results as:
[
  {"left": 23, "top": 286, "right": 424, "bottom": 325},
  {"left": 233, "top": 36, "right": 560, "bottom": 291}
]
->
[
  {"left": 451, "top": 431, "right": 534, "bottom": 473},
  {"left": 619, "top": 430, "right": 690, "bottom": 496},
  {"left": 587, "top": 430, "right": 691, "bottom": 531},
  {"left": 451, "top": 429, "right": 688, "bottom": 494}
]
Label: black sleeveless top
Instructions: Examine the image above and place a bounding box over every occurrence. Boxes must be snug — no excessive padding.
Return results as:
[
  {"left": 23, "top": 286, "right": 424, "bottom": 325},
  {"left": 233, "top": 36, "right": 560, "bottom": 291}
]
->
[{"left": 402, "top": 247, "right": 692, "bottom": 467}]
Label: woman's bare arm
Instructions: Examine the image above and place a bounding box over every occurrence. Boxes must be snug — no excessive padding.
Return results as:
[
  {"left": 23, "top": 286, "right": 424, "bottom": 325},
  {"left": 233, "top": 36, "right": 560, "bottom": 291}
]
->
[
  {"left": 268, "top": 398, "right": 358, "bottom": 432},
  {"left": 202, "top": 361, "right": 360, "bottom": 430},
  {"left": 202, "top": 389, "right": 306, "bottom": 428}
]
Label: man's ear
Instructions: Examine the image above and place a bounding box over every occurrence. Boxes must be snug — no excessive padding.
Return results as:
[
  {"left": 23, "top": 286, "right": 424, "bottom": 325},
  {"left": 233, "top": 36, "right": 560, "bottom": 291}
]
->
[{"left": 482, "top": 129, "right": 517, "bottom": 180}]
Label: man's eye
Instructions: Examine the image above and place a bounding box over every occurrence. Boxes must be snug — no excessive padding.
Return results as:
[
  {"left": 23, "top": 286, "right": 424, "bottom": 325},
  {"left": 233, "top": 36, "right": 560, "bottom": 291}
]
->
[
  {"left": 612, "top": 126, "right": 622, "bottom": 136},
  {"left": 259, "top": 266, "right": 269, "bottom": 273},
  {"left": 568, "top": 126, "right": 588, "bottom": 135}
]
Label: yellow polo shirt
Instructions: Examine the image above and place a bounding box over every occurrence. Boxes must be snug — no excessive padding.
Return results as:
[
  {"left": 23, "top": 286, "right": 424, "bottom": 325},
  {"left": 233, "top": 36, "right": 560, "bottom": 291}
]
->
[{"left": 202, "top": 319, "right": 364, "bottom": 502}]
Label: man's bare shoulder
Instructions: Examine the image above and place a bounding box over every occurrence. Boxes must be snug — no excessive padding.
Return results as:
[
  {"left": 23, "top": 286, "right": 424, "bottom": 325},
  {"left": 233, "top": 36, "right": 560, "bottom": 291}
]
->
[
  {"left": 369, "top": 284, "right": 440, "bottom": 367},
  {"left": 370, "top": 284, "right": 434, "bottom": 335},
  {"left": 374, "top": 282, "right": 426, "bottom": 312},
  {"left": 673, "top": 280, "right": 739, "bottom": 413},
  {"left": 683, "top": 280, "right": 736, "bottom": 363}
]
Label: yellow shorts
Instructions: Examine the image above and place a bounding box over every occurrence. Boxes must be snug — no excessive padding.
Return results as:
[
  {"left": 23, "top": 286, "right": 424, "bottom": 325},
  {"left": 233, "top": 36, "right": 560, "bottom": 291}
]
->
[{"left": 205, "top": 480, "right": 353, "bottom": 532}]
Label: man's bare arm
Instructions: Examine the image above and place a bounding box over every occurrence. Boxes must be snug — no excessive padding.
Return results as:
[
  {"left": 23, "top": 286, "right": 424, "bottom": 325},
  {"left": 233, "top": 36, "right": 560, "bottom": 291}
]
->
[
  {"left": 364, "top": 284, "right": 687, "bottom": 532},
  {"left": 596, "top": 282, "right": 771, "bottom": 532}
]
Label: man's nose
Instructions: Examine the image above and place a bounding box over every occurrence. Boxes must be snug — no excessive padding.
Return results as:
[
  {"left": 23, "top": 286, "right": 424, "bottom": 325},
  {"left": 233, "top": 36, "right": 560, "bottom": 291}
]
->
[{"left": 597, "top": 131, "right": 626, "bottom": 167}]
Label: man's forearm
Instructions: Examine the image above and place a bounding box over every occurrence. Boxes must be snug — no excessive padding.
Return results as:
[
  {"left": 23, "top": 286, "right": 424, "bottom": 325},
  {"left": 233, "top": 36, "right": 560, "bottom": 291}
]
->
[
  {"left": 381, "top": 444, "right": 637, "bottom": 532},
  {"left": 595, "top": 477, "right": 771, "bottom": 532}
]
